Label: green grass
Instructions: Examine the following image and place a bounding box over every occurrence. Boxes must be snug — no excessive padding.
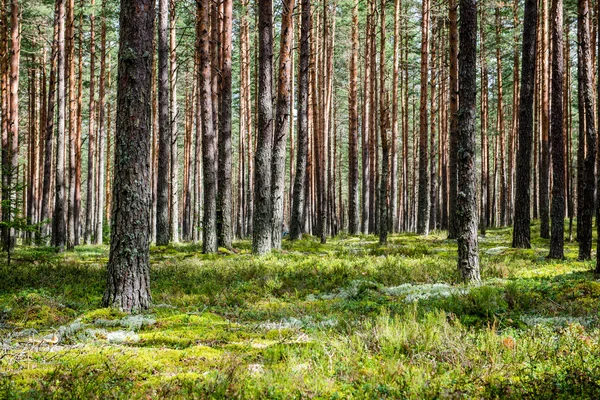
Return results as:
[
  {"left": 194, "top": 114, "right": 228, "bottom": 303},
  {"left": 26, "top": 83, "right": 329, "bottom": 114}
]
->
[{"left": 1, "top": 223, "right": 600, "bottom": 398}]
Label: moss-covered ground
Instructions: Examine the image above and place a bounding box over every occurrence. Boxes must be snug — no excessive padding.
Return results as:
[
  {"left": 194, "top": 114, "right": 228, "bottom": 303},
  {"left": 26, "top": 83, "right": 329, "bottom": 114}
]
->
[{"left": 2, "top": 223, "right": 600, "bottom": 398}]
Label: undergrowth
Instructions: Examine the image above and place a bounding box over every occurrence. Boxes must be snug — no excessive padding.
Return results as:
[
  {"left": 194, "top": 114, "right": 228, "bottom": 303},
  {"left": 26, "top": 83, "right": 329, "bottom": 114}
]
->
[{"left": 0, "top": 222, "right": 599, "bottom": 398}]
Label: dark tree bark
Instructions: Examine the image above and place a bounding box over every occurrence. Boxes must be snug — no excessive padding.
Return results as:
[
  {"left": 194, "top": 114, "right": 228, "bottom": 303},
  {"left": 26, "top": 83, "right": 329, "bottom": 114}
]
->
[
  {"left": 217, "top": 0, "right": 233, "bottom": 248},
  {"left": 253, "top": 0, "right": 274, "bottom": 254},
  {"left": 512, "top": 0, "right": 538, "bottom": 248},
  {"left": 578, "top": 0, "right": 596, "bottom": 260},
  {"left": 102, "top": 0, "right": 154, "bottom": 312},
  {"left": 155, "top": 0, "right": 170, "bottom": 246},
  {"left": 271, "top": 0, "right": 295, "bottom": 249},
  {"left": 548, "top": 0, "right": 565, "bottom": 259},
  {"left": 457, "top": 0, "right": 480, "bottom": 282},
  {"left": 289, "top": 0, "right": 310, "bottom": 241},
  {"left": 417, "top": 0, "right": 430, "bottom": 235},
  {"left": 52, "top": 0, "right": 67, "bottom": 251},
  {"left": 198, "top": 0, "right": 217, "bottom": 253}
]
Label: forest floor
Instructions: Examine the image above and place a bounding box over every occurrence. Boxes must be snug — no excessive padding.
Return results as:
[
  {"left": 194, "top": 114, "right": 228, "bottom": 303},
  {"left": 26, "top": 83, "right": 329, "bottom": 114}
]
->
[{"left": 1, "top": 223, "right": 600, "bottom": 398}]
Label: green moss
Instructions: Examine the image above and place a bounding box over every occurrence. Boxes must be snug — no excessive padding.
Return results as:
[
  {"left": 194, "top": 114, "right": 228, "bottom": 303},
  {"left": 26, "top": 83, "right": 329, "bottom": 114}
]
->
[{"left": 2, "top": 222, "right": 600, "bottom": 398}]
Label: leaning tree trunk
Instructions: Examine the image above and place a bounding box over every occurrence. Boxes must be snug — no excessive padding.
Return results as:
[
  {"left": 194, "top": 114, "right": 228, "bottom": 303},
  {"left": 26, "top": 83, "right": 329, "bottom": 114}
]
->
[
  {"left": 512, "top": 0, "right": 537, "bottom": 248},
  {"left": 271, "top": 0, "right": 295, "bottom": 249},
  {"left": 289, "top": 0, "right": 310, "bottom": 241},
  {"left": 155, "top": 0, "right": 171, "bottom": 246},
  {"left": 253, "top": 0, "right": 274, "bottom": 255},
  {"left": 548, "top": 0, "right": 564, "bottom": 259},
  {"left": 102, "top": 0, "right": 154, "bottom": 312},
  {"left": 457, "top": 0, "right": 480, "bottom": 282}
]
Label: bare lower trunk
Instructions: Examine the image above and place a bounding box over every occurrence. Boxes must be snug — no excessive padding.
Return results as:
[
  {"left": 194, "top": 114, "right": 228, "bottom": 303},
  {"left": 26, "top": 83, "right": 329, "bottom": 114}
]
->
[
  {"left": 103, "top": 0, "right": 154, "bottom": 312},
  {"left": 457, "top": 0, "right": 480, "bottom": 282}
]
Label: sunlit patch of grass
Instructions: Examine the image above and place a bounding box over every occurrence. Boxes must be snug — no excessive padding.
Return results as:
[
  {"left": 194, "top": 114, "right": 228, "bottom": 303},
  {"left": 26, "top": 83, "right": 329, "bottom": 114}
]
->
[{"left": 2, "top": 221, "right": 600, "bottom": 397}]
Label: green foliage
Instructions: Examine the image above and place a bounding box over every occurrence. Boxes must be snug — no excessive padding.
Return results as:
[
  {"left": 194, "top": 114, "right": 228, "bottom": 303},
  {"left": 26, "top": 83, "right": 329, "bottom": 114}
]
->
[{"left": 1, "top": 224, "right": 600, "bottom": 398}]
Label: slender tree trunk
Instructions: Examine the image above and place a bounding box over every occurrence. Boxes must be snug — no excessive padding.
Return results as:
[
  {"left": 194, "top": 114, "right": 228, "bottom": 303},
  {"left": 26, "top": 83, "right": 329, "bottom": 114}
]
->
[
  {"left": 495, "top": 7, "right": 507, "bottom": 227},
  {"left": 95, "top": 0, "right": 107, "bottom": 244},
  {"left": 4, "top": 0, "right": 20, "bottom": 251},
  {"left": 169, "top": 0, "right": 179, "bottom": 243},
  {"left": 540, "top": 0, "right": 550, "bottom": 239},
  {"left": 457, "top": 0, "right": 480, "bottom": 282},
  {"left": 253, "top": 0, "right": 274, "bottom": 255},
  {"left": 549, "top": 0, "right": 565, "bottom": 259},
  {"left": 217, "top": 0, "right": 233, "bottom": 248},
  {"left": 103, "top": 0, "right": 153, "bottom": 312},
  {"left": 66, "top": 0, "right": 76, "bottom": 249},
  {"left": 198, "top": 0, "right": 217, "bottom": 253},
  {"left": 347, "top": 0, "right": 359, "bottom": 235},
  {"left": 417, "top": 0, "right": 430, "bottom": 235},
  {"left": 84, "top": 0, "right": 96, "bottom": 244},
  {"left": 156, "top": 0, "right": 170, "bottom": 245},
  {"left": 290, "top": 0, "right": 310, "bottom": 241},
  {"left": 271, "top": 0, "right": 295, "bottom": 249},
  {"left": 53, "top": 0, "right": 67, "bottom": 251},
  {"left": 512, "top": 0, "right": 537, "bottom": 248},
  {"left": 578, "top": 0, "right": 596, "bottom": 260},
  {"left": 40, "top": 1, "right": 59, "bottom": 242}
]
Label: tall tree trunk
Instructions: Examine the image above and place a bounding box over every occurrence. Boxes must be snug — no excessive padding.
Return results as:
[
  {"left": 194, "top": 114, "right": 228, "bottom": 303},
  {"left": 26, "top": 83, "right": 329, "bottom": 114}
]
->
[
  {"left": 198, "top": 0, "right": 217, "bottom": 253},
  {"left": 578, "top": 0, "right": 596, "bottom": 260},
  {"left": 103, "top": 0, "right": 154, "bottom": 312},
  {"left": 361, "top": 7, "right": 371, "bottom": 234},
  {"left": 52, "top": 0, "right": 67, "bottom": 251},
  {"left": 417, "top": 0, "right": 430, "bottom": 235},
  {"left": 95, "top": 0, "right": 107, "bottom": 244},
  {"left": 478, "top": 6, "right": 489, "bottom": 234},
  {"left": 290, "top": 0, "right": 310, "bottom": 241},
  {"left": 84, "top": 0, "right": 96, "bottom": 245},
  {"left": 4, "top": 0, "right": 20, "bottom": 252},
  {"left": 457, "top": 0, "right": 480, "bottom": 282},
  {"left": 539, "top": 0, "right": 550, "bottom": 239},
  {"left": 495, "top": 7, "right": 507, "bottom": 227},
  {"left": 155, "top": 0, "right": 170, "bottom": 245},
  {"left": 347, "top": 0, "right": 359, "bottom": 235},
  {"left": 390, "top": 0, "right": 400, "bottom": 233},
  {"left": 512, "top": 0, "right": 537, "bottom": 248},
  {"left": 271, "top": 0, "right": 295, "bottom": 249},
  {"left": 429, "top": 20, "right": 437, "bottom": 231},
  {"left": 253, "top": 0, "right": 274, "bottom": 255},
  {"left": 66, "top": 0, "right": 76, "bottom": 249},
  {"left": 378, "top": 0, "right": 388, "bottom": 244},
  {"left": 40, "top": 0, "right": 59, "bottom": 242},
  {"left": 169, "top": 0, "right": 179, "bottom": 243},
  {"left": 217, "top": 0, "right": 233, "bottom": 248},
  {"left": 549, "top": 0, "right": 565, "bottom": 259}
]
